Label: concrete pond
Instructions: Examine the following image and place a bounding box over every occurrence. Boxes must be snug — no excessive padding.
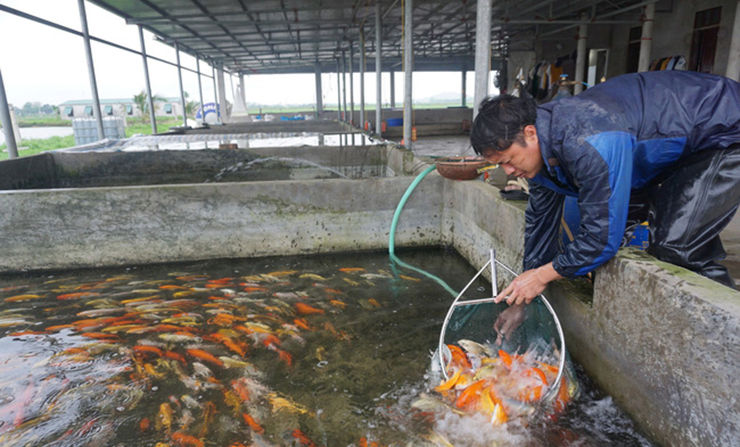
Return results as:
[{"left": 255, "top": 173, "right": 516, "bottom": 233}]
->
[{"left": 0, "top": 131, "right": 738, "bottom": 446}]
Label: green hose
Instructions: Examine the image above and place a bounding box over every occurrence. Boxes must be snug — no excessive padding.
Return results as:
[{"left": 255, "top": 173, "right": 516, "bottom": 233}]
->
[{"left": 389, "top": 164, "right": 458, "bottom": 297}]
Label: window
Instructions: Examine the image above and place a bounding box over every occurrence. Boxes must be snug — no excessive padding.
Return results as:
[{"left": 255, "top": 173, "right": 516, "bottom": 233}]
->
[
  {"left": 104, "top": 105, "right": 113, "bottom": 116},
  {"left": 126, "top": 104, "right": 133, "bottom": 115},
  {"left": 689, "top": 7, "right": 721, "bottom": 73},
  {"left": 164, "top": 103, "right": 173, "bottom": 114},
  {"left": 64, "top": 106, "right": 73, "bottom": 117},
  {"left": 84, "top": 106, "right": 93, "bottom": 116}
]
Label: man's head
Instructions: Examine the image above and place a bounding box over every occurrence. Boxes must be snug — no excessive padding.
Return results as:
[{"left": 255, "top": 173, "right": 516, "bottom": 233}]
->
[{"left": 470, "top": 95, "right": 544, "bottom": 179}]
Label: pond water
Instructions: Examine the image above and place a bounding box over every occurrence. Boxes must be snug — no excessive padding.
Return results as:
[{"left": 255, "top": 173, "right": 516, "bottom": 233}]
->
[
  {"left": 0, "top": 126, "right": 73, "bottom": 145},
  {"left": 0, "top": 249, "right": 653, "bottom": 447}
]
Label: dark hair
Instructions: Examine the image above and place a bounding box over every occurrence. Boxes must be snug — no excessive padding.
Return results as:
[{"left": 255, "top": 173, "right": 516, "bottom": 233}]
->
[{"left": 470, "top": 94, "right": 538, "bottom": 155}]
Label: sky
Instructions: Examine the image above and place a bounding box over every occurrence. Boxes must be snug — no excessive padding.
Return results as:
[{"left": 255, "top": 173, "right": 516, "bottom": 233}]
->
[{"left": 0, "top": 0, "right": 493, "bottom": 107}]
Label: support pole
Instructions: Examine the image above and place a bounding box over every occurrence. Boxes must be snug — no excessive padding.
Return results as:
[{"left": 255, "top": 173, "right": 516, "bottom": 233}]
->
[
  {"left": 196, "top": 56, "right": 204, "bottom": 121},
  {"left": 175, "top": 43, "right": 187, "bottom": 126},
  {"left": 77, "top": 0, "right": 104, "bottom": 141},
  {"left": 473, "top": 0, "right": 492, "bottom": 120},
  {"left": 0, "top": 69, "right": 18, "bottom": 158},
  {"left": 390, "top": 68, "right": 395, "bottom": 108},
  {"left": 637, "top": 3, "right": 655, "bottom": 73},
  {"left": 239, "top": 73, "right": 246, "bottom": 109},
  {"left": 574, "top": 12, "right": 588, "bottom": 94},
  {"left": 360, "top": 28, "right": 366, "bottom": 129},
  {"left": 314, "top": 62, "right": 324, "bottom": 118},
  {"left": 211, "top": 64, "right": 221, "bottom": 123},
  {"left": 216, "top": 62, "right": 228, "bottom": 121},
  {"left": 336, "top": 59, "right": 342, "bottom": 121},
  {"left": 461, "top": 70, "right": 467, "bottom": 107},
  {"left": 402, "top": 0, "right": 413, "bottom": 148},
  {"left": 375, "top": 1, "right": 383, "bottom": 137},
  {"left": 349, "top": 41, "right": 355, "bottom": 125},
  {"left": 342, "top": 50, "right": 348, "bottom": 123},
  {"left": 138, "top": 25, "right": 157, "bottom": 133},
  {"left": 727, "top": 0, "right": 740, "bottom": 81}
]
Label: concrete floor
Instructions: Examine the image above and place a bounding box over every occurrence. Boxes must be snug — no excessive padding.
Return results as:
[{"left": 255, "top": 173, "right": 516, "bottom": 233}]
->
[{"left": 402, "top": 134, "right": 740, "bottom": 285}]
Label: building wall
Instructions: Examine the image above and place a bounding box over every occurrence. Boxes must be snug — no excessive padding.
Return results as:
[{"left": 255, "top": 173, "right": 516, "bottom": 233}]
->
[
  {"left": 60, "top": 102, "right": 182, "bottom": 121},
  {"left": 506, "top": 0, "right": 738, "bottom": 93}
]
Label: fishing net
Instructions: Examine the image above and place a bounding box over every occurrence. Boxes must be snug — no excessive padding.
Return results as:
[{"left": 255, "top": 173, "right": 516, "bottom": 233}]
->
[{"left": 436, "top": 250, "right": 577, "bottom": 419}]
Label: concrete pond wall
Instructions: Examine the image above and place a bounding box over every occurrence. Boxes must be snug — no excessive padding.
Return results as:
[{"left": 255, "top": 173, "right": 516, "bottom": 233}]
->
[{"left": 0, "top": 144, "right": 738, "bottom": 446}]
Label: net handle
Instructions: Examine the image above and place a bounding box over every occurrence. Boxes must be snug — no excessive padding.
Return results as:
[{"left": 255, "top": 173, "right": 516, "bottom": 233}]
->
[{"left": 437, "top": 250, "right": 567, "bottom": 405}]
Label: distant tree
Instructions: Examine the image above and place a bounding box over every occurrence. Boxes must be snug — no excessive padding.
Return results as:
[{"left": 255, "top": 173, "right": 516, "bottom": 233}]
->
[
  {"left": 22, "top": 102, "right": 34, "bottom": 116},
  {"left": 40, "top": 104, "right": 54, "bottom": 115},
  {"left": 185, "top": 99, "right": 200, "bottom": 119},
  {"left": 132, "top": 90, "right": 164, "bottom": 122}
]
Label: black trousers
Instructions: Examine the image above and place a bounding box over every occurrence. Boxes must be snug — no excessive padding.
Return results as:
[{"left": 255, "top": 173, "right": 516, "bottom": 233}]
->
[{"left": 625, "top": 144, "right": 740, "bottom": 289}]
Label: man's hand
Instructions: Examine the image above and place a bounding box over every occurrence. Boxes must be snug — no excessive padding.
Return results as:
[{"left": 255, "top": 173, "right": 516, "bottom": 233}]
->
[
  {"left": 493, "top": 304, "right": 527, "bottom": 345},
  {"left": 494, "top": 263, "right": 562, "bottom": 305}
]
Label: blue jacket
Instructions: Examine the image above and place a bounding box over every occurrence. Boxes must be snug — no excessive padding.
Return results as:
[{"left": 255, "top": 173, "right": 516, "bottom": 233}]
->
[{"left": 526, "top": 71, "right": 740, "bottom": 278}]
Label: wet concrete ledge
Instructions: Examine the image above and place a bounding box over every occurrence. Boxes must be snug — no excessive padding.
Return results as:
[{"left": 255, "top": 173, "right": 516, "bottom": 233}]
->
[{"left": 0, "top": 146, "right": 738, "bottom": 446}]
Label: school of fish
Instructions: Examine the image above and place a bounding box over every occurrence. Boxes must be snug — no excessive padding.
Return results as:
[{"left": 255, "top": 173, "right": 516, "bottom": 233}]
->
[
  {"left": 427, "top": 340, "right": 574, "bottom": 426},
  {"left": 0, "top": 266, "right": 411, "bottom": 447}
]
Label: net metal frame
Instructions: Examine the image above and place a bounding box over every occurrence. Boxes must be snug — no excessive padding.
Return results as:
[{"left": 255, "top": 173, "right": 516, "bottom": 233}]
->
[{"left": 437, "top": 250, "right": 567, "bottom": 406}]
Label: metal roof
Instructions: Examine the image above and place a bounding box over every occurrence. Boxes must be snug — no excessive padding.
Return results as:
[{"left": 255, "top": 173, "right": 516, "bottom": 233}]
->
[{"left": 87, "top": 0, "right": 653, "bottom": 75}]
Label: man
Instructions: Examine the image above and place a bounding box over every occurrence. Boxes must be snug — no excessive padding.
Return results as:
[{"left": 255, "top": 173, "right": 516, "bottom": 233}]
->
[{"left": 470, "top": 71, "right": 740, "bottom": 311}]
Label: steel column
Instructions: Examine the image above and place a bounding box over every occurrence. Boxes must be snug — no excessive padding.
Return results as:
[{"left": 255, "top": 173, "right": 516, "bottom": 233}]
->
[
  {"left": 0, "top": 69, "right": 18, "bottom": 158},
  {"left": 138, "top": 25, "right": 157, "bottom": 133},
  {"left": 390, "top": 68, "right": 395, "bottom": 108},
  {"left": 360, "top": 28, "right": 366, "bottom": 129},
  {"left": 574, "top": 13, "right": 588, "bottom": 94},
  {"left": 402, "top": 0, "right": 413, "bottom": 148},
  {"left": 637, "top": 3, "right": 655, "bottom": 73},
  {"left": 216, "top": 62, "right": 228, "bottom": 121},
  {"left": 314, "top": 62, "right": 323, "bottom": 117},
  {"left": 349, "top": 41, "right": 355, "bottom": 125},
  {"left": 461, "top": 70, "right": 467, "bottom": 107},
  {"left": 212, "top": 64, "right": 221, "bottom": 123},
  {"left": 77, "top": 0, "right": 104, "bottom": 141},
  {"left": 473, "top": 0, "right": 491, "bottom": 120},
  {"left": 175, "top": 43, "right": 187, "bottom": 126},
  {"left": 336, "top": 59, "right": 342, "bottom": 120},
  {"left": 375, "top": 1, "right": 382, "bottom": 137},
  {"left": 727, "top": 0, "right": 740, "bottom": 81},
  {"left": 196, "top": 57, "right": 204, "bottom": 122},
  {"left": 342, "top": 51, "right": 348, "bottom": 123}
]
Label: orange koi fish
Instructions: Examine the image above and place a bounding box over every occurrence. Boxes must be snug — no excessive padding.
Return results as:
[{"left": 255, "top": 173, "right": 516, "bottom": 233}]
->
[
  {"left": 7, "top": 330, "right": 47, "bottom": 336},
  {"left": 231, "top": 378, "right": 251, "bottom": 402},
  {"left": 262, "top": 334, "right": 281, "bottom": 348},
  {"left": 171, "top": 432, "right": 204, "bottom": 447},
  {"left": 294, "top": 302, "right": 324, "bottom": 315},
  {"left": 208, "top": 333, "right": 248, "bottom": 356},
  {"left": 4, "top": 294, "right": 41, "bottom": 302},
  {"left": 498, "top": 349, "right": 513, "bottom": 369},
  {"left": 81, "top": 332, "right": 120, "bottom": 341},
  {"left": 132, "top": 345, "right": 164, "bottom": 357},
  {"left": 164, "top": 350, "right": 187, "bottom": 365},
  {"left": 328, "top": 299, "right": 347, "bottom": 309},
  {"left": 186, "top": 349, "right": 224, "bottom": 367},
  {"left": 243, "top": 286, "right": 268, "bottom": 293},
  {"left": 57, "top": 292, "right": 101, "bottom": 300},
  {"left": 159, "top": 285, "right": 189, "bottom": 290},
  {"left": 339, "top": 267, "right": 365, "bottom": 272},
  {"left": 292, "top": 429, "right": 319, "bottom": 447},
  {"left": 139, "top": 417, "right": 150, "bottom": 432},
  {"left": 242, "top": 413, "right": 264, "bottom": 433},
  {"left": 324, "top": 288, "right": 344, "bottom": 294},
  {"left": 447, "top": 344, "right": 473, "bottom": 371},
  {"left": 398, "top": 274, "right": 421, "bottom": 282},
  {"left": 45, "top": 324, "right": 75, "bottom": 332},
  {"left": 367, "top": 298, "right": 381, "bottom": 308},
  {"left": 275, "top": 348, "right": 293, "bottom": 367},
  {"left": 293, "top": 318, "right": 312, "bottom": 330}
]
